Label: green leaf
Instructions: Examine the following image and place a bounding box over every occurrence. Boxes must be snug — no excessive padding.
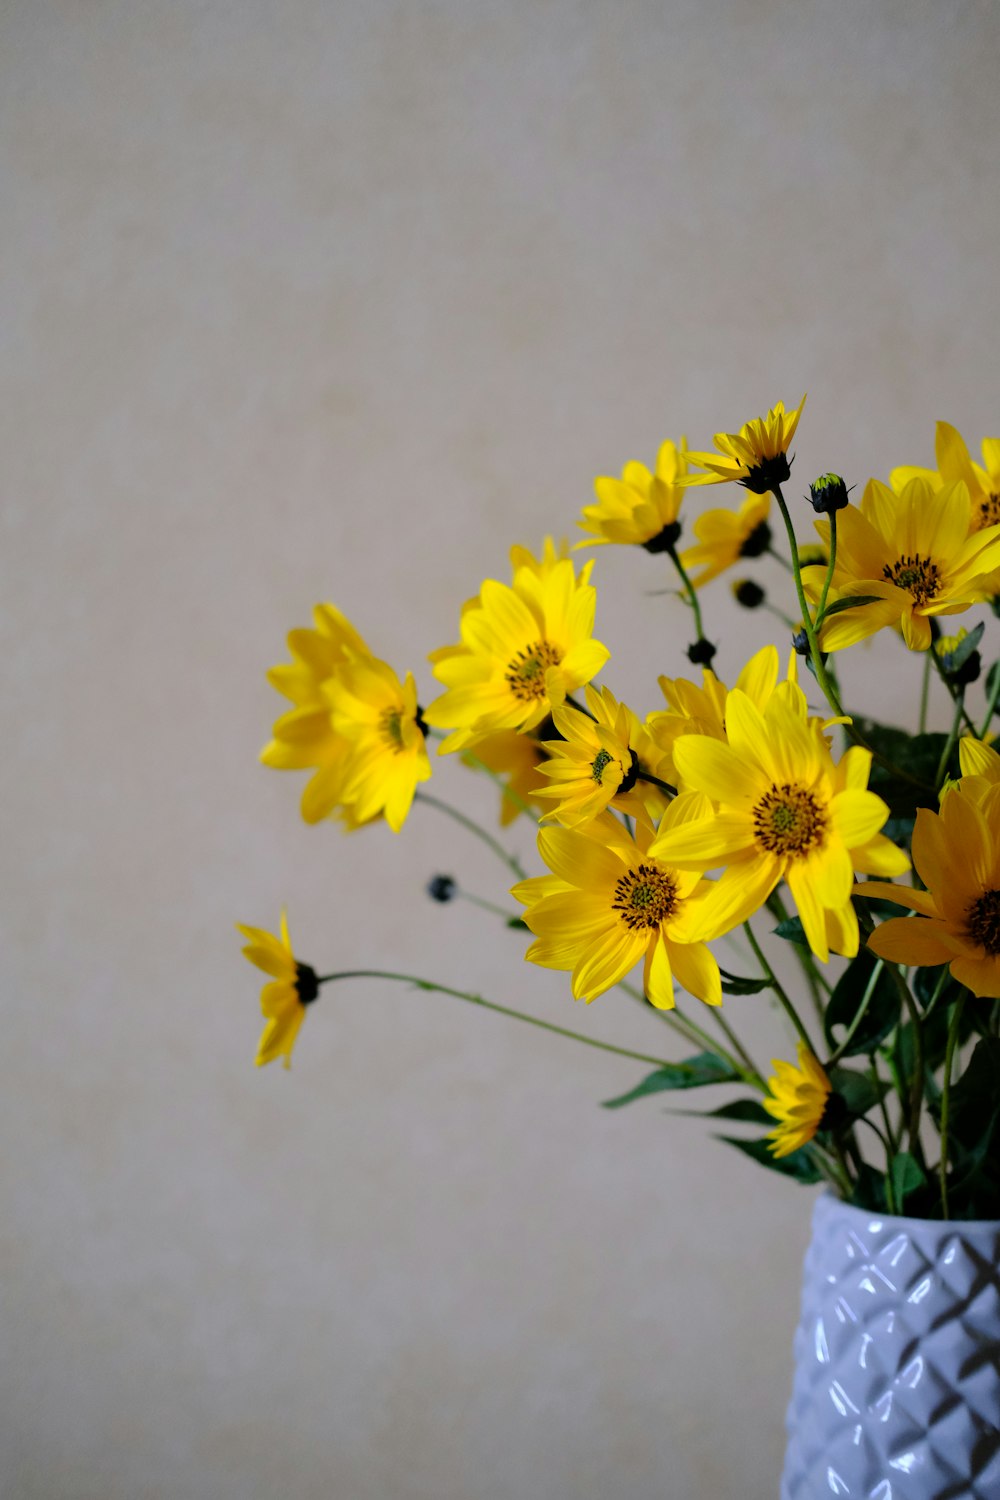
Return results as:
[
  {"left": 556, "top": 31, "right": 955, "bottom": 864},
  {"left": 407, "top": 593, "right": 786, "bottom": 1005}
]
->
[
  {"left": 938, "top": 621, "right": 984, "bottom": 675},
  {"left": 823, "top": 951, "right": 900, "bottom": 1056},
  {"left": 718, "top": 968, "right": 771, "bottom": 996},
  {"left": 848, "top": 1163, "right": 888, "bottom": 1212},
  {"left": 913, "top": 963, "right": 960, "bottom": 1010},
  {"left": 827, "top": 1065, "right": 889, "bottom": 1121},
  {"left": 890, "top": 1151, "right": 927, "bottom": 1210},
  {"left": 699, "top": 1099, "right": 773, "bottom": 1124},
  {"left": 850, "top": 717, "right": 945, "bottom": 822},
  {"left": 601, "top": 1052, "right": 739, "bottom": 1109},
  {"left": 717, "top": 1134, "right": 823, "bottom": 1183},
  {"left": 943, "top": 1038, "right": 1000, "bottom": 1219},
  {"left": 773, "top": 915, "right": 808, "bottom": 945}
]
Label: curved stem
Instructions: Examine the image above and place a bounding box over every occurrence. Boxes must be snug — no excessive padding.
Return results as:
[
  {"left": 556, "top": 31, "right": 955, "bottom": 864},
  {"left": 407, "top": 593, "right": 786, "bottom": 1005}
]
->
[
  {"left": 979, "top": 662, "right": 1000, "bottom": 739},
  {"left": 313, "top": 970, "right": 675, "bottom": 1069},
  {"left": 934, "top": 691, "right": 966, "bottom": 790},
  {"left": 414, "top": 790, "right": 526, "bottom": 881},
  {"left": 634, "top": 769, "right": 678, "bottom": 797},
  {"left": 770, "top": 483, "right": 845, "bottom": 721},
  {"left": 938, "top": 993, "right": 967, "bottom": 1220},
  {"left": 743, "top": 919, "right": 816, "bottom": 1051},
  {"left": 617, "top": 979, "right": 761, "bottom": 1087},
  {"left": 461, "top": 750, "right": 542, "bottom": 823},
  {"left": 666, "top": 545, "right": 709, "bottom": 644}
]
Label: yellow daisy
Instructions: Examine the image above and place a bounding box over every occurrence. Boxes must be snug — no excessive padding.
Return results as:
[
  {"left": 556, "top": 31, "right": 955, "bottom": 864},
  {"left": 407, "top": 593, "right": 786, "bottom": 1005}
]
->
[
  {"left": 237, "top": 910, "right": 319, "bottom": 1068},
  {"left": 803, "top": 475, "right": 1000, "bottom": 653},
  {"left": 649, "top": 690, "right": 909, "bottom": 962},
  {"left": 512, "top": 800, "right": 734, "bottom": 1010},
  {"left": 424, "top": 554, "right": 610, "bottom": 754},
  {"left": 676, "top": 491, "right": 772, "bottom": 590},
  {"left": 330, "top": 657, "right": 431, "bottom": 833},
  {"left": 534, "top": 684, "right": 672, "bottom": 828},
  {"left": 948, "top": 735, "right": 1000, "bottom": 806},
  {"left": 859, "top": 783, "right": 1000, "bottom": 997},
  {"left": 260, "top": 604, "right": 372, "bottom": 823},
  {"left": 576, "top": 438, "right": 688, "bottom": 551},
  {"left": 684, "top": 396, "right": 807, "bottom": 493},
  {"left": 892, "top": 422, "right": 1000, "bottom": 535},
  {"left": 763, "top": 1044, "right": 831, "bottom": 1158}
]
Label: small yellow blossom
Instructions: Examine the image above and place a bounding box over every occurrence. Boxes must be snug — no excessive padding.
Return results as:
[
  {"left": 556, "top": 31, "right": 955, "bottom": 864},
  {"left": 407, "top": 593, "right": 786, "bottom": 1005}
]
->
[
  {"left": 684, "top": 396, "right": 807, "bottom": 493},
  {"left": 764, "top": 1045, "right": 831, "bottom": 1158},
  {"left": 677, "top": 491, "right": 772, "bottom": 590},
  {"left": 577, "top": 439, "right": 688, "bottom": 551},
  {"left": 534, "top": 685, "right": 672, "bottom": 828},
  {"left": 237, "top": 910, "right": 319, "bottom": 1068}
]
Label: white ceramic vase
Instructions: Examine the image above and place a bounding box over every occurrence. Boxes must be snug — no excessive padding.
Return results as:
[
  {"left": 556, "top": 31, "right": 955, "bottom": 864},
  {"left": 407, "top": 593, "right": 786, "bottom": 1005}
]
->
[{"left": 781, "top": 1192, "right": 1000, "bottom": 1499}]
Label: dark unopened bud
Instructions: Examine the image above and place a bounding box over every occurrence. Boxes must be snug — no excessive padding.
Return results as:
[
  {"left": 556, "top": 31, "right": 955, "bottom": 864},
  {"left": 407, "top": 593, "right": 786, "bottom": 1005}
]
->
[
  {"left": 427, "top": 875, "right": 457, "bottom": 903},
  {"left": 934, "top": 629, "right": 982, "bottom": 687},
  {"left": 792, "top": 628, "right": 811, "bottom": 657},
  {"left": 808, "top": 473, "right": 850, "bottom": 514},
  {"left": 687, "top": 638, "right": 717, "bottom": 666},
  {"left": 732, "top": 578, "right": 765, "bottom": 609}
]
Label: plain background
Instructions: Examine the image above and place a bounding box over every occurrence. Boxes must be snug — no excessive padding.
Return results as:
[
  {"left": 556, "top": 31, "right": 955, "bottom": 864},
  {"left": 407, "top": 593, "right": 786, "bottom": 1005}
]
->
[{"left": 4, "top": 3, "right": 1000, "bottom": 1496}]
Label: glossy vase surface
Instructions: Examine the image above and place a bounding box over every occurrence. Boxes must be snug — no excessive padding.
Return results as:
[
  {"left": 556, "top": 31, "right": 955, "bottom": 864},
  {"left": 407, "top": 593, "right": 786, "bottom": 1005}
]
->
[{"left": 781, "top": 1192, "right": 1000, "bottom": 1499}]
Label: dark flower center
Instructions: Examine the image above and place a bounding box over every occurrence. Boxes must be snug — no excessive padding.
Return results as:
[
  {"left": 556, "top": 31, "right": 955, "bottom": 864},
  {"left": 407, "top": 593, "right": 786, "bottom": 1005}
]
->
[
  {"left": 753, "top": 783, "right": 826, "bottom": 857},
  {"left": 882, "top": 553, "right": 941, "bottom": 607},
  {"left": 295, "top": 963, "right": 320, "bottom": 1005},
  {"left": 611, "top": 862, "right": 679, "bottom": 930},
  {"left": 505, "top": 640, "right": 562, "bottom": 703},
  {"left": 966, "top": 888, "right": 1000, "bottom": 955}
]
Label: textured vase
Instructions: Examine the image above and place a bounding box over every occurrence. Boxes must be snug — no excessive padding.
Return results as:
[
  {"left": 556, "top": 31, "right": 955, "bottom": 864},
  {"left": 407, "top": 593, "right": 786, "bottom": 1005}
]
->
[{"left": 781, "top": 1193, "right": 1000, "bottom": 1499}]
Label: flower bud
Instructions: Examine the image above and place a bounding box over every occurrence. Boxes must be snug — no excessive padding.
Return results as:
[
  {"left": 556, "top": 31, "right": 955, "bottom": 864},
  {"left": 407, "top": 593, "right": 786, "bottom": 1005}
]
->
[
  {"left": 807, "top": 473, "right": 850, "bottom": 514},
  {"left": 731, "top": 579, "right": 765, "bottom": 609},
  {"left": 686, "top": 638, "right": 717, "bottom": 666},
  {"left": 427, "top": 875, "right": 457, "bottom": 903}
]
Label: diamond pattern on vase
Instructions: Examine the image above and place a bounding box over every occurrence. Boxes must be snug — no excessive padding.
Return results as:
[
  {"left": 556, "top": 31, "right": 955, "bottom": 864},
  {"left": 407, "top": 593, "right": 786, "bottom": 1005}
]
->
[{"left": 781, "top": 1194, "right": 1000, "bottom": 1499}]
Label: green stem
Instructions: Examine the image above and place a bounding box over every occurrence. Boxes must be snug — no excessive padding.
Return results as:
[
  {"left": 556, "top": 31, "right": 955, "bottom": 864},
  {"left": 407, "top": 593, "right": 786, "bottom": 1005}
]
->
[
  {"left": 929, "top": 647, "right": 977, "bottom": 737},
  {"left": 457, "top": 890, "right": 523, "bottom": 922},
  {"left": 667, "top": 545, "right": 708, "bottom": 644},
  {"left": 979, "top": 661, "right": 1000, "bottom": 738},
  {"left": 414, "top": 790, "right": 527, "bottom": 881},
  {"left": 313, "top": 970, "right": 676, "bottom": 1069},
  {"left": 766, "top": 544, "right": 794, "bottom": 574},
  {"left": 934, "top": 691, "right": 966, "bottom": 791},
  {"left": 827, "top": 958, "right": 885, "bottom": 1065},
  {"left": 919, "top": 652, "right": 932, "bottom": 735},
  {"left": 461, "top": 750, "right": 542, "bottom": 823},
  {"left": 743, "top": 920, "right": 816, "bottom": 1051},
  {"left": 617, "top": 979, "right": 761, "bottom": 1087},
  {"left": 708, "top": 1008, "right": 765, "bottom": 1088},
  {"left": 922, "top": 965, "right": 954, "bottom": 1021},
  {"left": 770, "top": 482, "right": 846, "bottom": 722},
  {"left": 938, "top": 993, "right": 967, "bottom": 1220},
  {"left": 815, "top": 511, "right": 838, "bottom": 628},
  {"left": 871, "top": 1053, "right": 900, "bottom": 1156}
]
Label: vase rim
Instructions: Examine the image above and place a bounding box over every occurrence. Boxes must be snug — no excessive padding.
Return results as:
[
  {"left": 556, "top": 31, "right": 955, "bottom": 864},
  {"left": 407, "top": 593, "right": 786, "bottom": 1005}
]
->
[{"left": 815, "top": 1187, "right": 1000, "bottom": 1232}]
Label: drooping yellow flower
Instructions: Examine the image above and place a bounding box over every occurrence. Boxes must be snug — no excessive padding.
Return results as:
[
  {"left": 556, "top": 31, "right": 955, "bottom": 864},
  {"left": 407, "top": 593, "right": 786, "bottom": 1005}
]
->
[
  {"left": 858, "top": 784, "right": 1000, "bottom": 997},
  {"left": 512, "top": 801, "right": 733, "bottom": 1009},
  {"left": 803, "top": 476, "right": 1000, "bottom": 653},
  {"left": 649, "top": 690, "right": 909, "bottom": 962},
  {"left": 676, "top": 491, "right": 772, "bottom": 589},
  {"left": 533, "top": 685, "right": 672, "bottom": 828},
  {"left": 684, "top": 396, "right": 807, "bottom": 493},
  {"left": 763, "top": 1044, "right": 831, "bottom": 1158},
  {"left": 330, "top": 657, "right": 431, "bottom": 833},
  {"left": 261, "top": 604, "right": 372, "bottom": 823},
  {"left": 461, "top": 729, "right": 550, "bottom": 827},
  {"left": 424, "top": 553, "right": 610, "bottom": 753},
  {"left": 237, "top": 910, "right": 319, "bottom": 1068},
  {"left": 576, "top": 438, "right": 688, "bottom": 551},
  {"left": 950, "top": 735, "right": 1000, "bottom": 806}
]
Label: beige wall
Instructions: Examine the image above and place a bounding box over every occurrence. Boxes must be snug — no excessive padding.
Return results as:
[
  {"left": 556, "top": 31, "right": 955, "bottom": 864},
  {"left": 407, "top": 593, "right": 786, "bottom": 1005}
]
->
[{"left": 4, "top": 3, "right": 1000, "bottom": 1496}]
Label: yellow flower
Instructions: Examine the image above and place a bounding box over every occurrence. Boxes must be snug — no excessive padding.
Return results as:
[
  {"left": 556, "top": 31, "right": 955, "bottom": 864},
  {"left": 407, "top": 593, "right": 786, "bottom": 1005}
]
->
[
  {"left": 803, "top": 476, "right": 1000, "bottom": 653},
  {"left": 676, "top": 491, "right": 772, "bottom": 589},
  {"left": 648, "top": 645, "right": 801, "bottom": 789},
  {"left": 330, "top": 657, "right": 431, "bottom": 833},
  {"left": 461, "top": 729, "right": 550, "bottom": 826},
  {"left": 261, "top": 606, "right": 429, "bottom": 831},
  {"left": 891, "top": 422, "right": 1000, "bottom": 534},
  {"left": 237, "top": 910, "right": 319, "bottom": 1068},
  {"left": 534, "top": 685, "right": 672, "bottom": 828},
  {"left": 512, "top": 801, "right": 734, "bottom": 1009},
  {"left": 951, "top": 735, "right": 1000, "bottom": 805},
  {"left": 576, "top": 438, "right": 688, "bottom": 551},
  {"left": 649, "top": 690, "right": 909, "bottom": 962},
  {"left": 424, "top": 553, "right": 610, "bottom": 753},
  {"left": 261, "top": 604, "right": 371, "bottom": 823},
  {"left": 684, "top": 396, "right": 807, "bottom": 493},
  {"left": 859, "top": 784, "right": 1000, "bottom": 997},
  {"left": 763, "top": 1044, "right": 831, "bottom": 1158}
]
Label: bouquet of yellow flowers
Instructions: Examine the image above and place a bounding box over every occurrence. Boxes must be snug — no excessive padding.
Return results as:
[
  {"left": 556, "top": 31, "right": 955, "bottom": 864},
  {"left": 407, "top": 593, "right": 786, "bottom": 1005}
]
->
[{"left": 240, "top": 398, "right": 1000, "bottom": 1223}]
